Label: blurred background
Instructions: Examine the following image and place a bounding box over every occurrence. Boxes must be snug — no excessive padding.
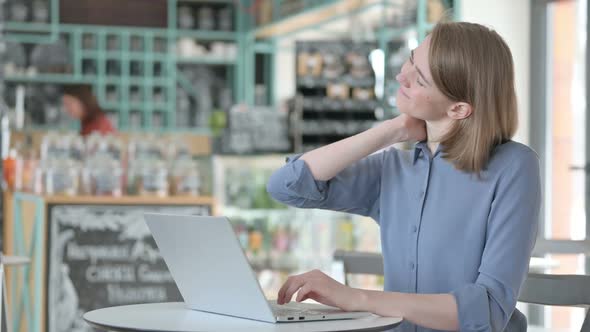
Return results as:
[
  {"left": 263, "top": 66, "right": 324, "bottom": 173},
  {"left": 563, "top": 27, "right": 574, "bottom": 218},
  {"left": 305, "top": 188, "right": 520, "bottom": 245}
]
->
[{"left": 0, "top": 0, "right": 588, "bottom": 331}]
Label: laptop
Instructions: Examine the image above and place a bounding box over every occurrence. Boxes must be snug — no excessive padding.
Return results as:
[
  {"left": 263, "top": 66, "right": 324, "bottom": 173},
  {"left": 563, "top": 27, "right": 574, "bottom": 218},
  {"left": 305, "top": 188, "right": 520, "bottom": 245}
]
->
[{"left": 143, "top": 213, "right": 371, "bottom": 323}]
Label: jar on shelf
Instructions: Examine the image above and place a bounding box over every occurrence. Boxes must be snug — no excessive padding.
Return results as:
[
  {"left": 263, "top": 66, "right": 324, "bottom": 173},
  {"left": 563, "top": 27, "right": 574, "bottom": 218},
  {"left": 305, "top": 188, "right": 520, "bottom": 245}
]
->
[
  {"left": 177, "top": 5, "right": 195, "bottom": 29},
  {"left": 44, "top": 160, "right": 80, "bottom": 196},
  {"left": 138, "top": 161, "right": 169, "bottom": 197},
  {"left": 85, "top": 133, "right": 123, "bottom": 161},
  {"left": 217, "top": 6, "right": 233, "bottom": 31},
  {"left": 170, "top": 159, "right": 200, "bottom": 196},
  {"left": 40, "top": 132, "right": 61, "bottom": 161},
  {"left": 106, "top": 135, "right": 124, "bottom": 161},
  {"left": 126, "top": 161, "right": 141, "bottom": 196},
  {"left": 197, "top": 6, "right": 214, "bottom": 30},
  {"left": 68, "top": 134, "right": 86, "bottom": 162},
  {"left": 128, "top": 135, "right": 166, "bottom": 162},
  {"left": 2, "top": 148, "right": 17, "bottom": 190},
  {"left": 14, "top": 150, "right": 39, "bottom": 193},
  {"left": 166, "top": 138, "right": 191, "bottom": 161},
  {"left": 81, "top": 156, "right": 123, "bottom": 196}
]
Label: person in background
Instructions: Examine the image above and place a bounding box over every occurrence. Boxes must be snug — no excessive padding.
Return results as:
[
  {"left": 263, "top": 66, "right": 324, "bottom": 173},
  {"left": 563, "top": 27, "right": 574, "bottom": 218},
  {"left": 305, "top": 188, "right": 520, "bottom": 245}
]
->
[
  {"left": 267, "top": 21, "right": 540, "bottom": 332},
  {"left": 62, "top": 84, "right": 115, "bottom": 136}
]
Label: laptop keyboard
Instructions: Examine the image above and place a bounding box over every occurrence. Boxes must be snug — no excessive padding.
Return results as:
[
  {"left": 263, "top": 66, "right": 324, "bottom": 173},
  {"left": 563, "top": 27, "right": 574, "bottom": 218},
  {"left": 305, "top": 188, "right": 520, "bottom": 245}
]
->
[{"left": 270, "top": 303, "right": 330, "bottom": 316}]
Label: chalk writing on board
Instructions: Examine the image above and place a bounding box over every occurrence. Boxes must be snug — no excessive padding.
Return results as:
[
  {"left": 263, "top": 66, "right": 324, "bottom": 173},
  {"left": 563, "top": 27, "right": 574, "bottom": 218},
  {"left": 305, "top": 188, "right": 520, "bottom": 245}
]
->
[{"left": 48, "top": 204, "right": 211, "bottom": 332}]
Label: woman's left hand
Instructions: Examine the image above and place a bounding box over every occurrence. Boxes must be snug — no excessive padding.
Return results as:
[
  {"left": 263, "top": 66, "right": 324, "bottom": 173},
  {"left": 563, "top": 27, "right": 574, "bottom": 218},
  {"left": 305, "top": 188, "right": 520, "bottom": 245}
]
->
[{"left": 276, "top": 269, "right": 366, "bottom": 312}]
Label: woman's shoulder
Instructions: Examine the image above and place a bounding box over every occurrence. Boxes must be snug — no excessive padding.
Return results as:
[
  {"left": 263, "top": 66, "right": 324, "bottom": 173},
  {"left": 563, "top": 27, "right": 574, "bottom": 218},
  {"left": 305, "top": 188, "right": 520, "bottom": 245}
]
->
[
  {"left": 378, "top": 144, "right": 413, "bottom": 164},
  {"left": 493, "top": 140, "right": 538, "bottom": 158},
  {"left": 489, "top": 140, "right": 540, "bottom": 172}
]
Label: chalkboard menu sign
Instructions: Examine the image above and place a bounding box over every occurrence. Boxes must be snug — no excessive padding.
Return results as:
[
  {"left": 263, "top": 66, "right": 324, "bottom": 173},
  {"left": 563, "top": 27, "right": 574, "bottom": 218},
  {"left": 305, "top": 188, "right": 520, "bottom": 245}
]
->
[{"left": 47, "top": 204, "right": 211, "bottom": 332}]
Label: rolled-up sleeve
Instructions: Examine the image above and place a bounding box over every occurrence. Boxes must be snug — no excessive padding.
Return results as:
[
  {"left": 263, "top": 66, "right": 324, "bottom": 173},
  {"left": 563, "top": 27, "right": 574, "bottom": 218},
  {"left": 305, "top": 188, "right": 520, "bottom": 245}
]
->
[
  {"left": 266, "top": 152, "right": 384, "bottom": 221},
  {"left": 451, "top": 149, "right": 541, "bottom": 332}
]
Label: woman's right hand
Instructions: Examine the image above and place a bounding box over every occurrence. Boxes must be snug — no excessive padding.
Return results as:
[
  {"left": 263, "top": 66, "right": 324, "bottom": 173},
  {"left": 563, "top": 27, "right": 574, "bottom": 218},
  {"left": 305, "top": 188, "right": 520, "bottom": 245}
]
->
[{"left": 389, "top": 114, "right": 427, "bottom": 143}]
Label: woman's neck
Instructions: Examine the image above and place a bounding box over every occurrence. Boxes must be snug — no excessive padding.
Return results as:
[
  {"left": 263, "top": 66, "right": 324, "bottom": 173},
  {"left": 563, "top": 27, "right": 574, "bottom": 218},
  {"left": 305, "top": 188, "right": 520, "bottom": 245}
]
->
[{"left": 425, "top": 119, "right": 452, "bottom": 154}]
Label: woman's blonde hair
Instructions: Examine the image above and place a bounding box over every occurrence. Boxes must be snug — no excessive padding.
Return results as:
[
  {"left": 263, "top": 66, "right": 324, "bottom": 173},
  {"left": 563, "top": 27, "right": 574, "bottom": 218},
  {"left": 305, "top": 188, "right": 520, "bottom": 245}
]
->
[{"left": 429, "top": 21, "right": 518, "bottom": 174}]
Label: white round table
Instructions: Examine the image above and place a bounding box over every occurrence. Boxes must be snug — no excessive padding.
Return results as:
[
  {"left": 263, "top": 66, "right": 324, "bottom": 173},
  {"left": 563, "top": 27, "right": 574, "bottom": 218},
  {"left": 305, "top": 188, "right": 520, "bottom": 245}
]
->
[{"left": 84, "top": 302, "right": 403, "bottom": 332}]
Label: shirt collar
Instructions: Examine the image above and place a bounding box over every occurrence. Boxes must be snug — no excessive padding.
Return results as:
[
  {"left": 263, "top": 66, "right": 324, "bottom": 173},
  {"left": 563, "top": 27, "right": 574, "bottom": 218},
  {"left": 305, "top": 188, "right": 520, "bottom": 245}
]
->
[
  {"left": 413, "top": 141, "right": 426, "bottom": 164},
  {"left": 413, "top": 141, "right": 443, "bottom": 164}
]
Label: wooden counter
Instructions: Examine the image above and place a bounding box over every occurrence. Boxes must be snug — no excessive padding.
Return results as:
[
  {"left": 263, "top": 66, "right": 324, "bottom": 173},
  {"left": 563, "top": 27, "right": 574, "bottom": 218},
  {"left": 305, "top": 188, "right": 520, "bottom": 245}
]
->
[
  {"left": 40, "top": 194, "right": 215, "bottom": 206},
  {"left": 3, "top": 192, "right": 216, "bottom": 332}
]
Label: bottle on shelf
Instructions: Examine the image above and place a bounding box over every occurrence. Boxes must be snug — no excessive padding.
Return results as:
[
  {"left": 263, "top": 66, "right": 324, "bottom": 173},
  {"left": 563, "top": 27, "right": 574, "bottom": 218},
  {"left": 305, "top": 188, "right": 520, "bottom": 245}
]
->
[
  {"left": 197, "top": 6, "right": 214, "bottom": 30},
  {"left": 14, "top": 137, "right": 39, "bottom": 193},
  {"left": 177, "top": 6, "right": 195, "bottom": 29},
  {"left": 2, "top": 148, "right": 17, "bottom": 191}
]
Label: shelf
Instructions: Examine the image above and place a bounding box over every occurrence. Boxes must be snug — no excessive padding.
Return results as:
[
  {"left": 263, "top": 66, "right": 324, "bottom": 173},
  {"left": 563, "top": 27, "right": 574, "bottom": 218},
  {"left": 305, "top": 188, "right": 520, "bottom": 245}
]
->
[
  {"left": 4, "top": 22, "right": 52, "bottom": 32},
  {"left": 176, "top": 56, "right": 236, "bottom": 65},
  {"left": 126, "top": 77, "right": 169, "bottom": 86},
  {"left": 103, "top": 77, "right": 123, "bottom": 84},
  {"left": 4, "top": 74, "right": 93, "bottom": 84},
  {"left": 10, "top": 192, "right": 216, "bottom": 206},
  {"left": 175, "top": 29, "right": 237, "bottom": 41},
  {"left": 81, "top": 50, "right": 118, "bottom": 59},
  {"left": 122, "top": 102, "right": 169, "bottom": 113},
  {"left": 302, "top": 109, "right": 377, "bottom": 116},
  {"left": 90, "top": 77, "right": 169, "bottom": 86},
  {"left": 81, "top": 50, "right": 169, "bottom": 61},
  {"left": 152, "top": 104, "right": 169, "bottom": 111},
  {"left": 129, "top": 102, "right": 145, "bottom": 110},
  {"left": 4, "top": 74, "right": 168, "bottom": 87},
  {"left": 297, "top": 76, "right": 375, "bottom": 89},
  {"left": 101, "top": 102, "right": 120, "bottom": 110},
  {"left": 60, "top": 24, "right": 169, "bottom": 36},
  {"left": 301, "top": 98, "right": 379, "bottom": 112}
]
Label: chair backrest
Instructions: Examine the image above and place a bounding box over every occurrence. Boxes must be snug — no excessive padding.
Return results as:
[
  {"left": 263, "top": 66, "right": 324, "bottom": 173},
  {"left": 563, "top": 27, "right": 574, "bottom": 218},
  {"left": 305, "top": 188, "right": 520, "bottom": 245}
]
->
[
  {"left": 333, "top": 250, "right": 384, "bottom": 286},
  {"left": 518, "top": 273, "right": 590, "bottom": 332}
]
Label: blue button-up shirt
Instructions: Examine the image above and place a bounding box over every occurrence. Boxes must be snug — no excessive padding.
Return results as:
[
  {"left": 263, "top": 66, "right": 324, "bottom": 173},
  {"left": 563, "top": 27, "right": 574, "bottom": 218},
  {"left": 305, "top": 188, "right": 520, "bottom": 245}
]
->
[{"left": 266, "top": 141, "right": 540, "bottom": 332}]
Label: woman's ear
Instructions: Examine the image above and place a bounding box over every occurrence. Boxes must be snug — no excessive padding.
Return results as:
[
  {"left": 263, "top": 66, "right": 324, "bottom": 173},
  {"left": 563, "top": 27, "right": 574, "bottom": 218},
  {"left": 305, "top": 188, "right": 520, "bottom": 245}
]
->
[{"left": 447, "top": 102, "right": 473, "bottom": 120}]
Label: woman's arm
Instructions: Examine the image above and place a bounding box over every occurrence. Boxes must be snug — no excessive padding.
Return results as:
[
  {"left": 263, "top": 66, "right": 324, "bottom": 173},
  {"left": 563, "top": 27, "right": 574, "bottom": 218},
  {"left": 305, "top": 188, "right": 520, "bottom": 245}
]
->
[
  {"left": 301, "top": 115, "right": 426, "bottom": 181},
  {"left": 277, "top": 270, "right": 459, "bottom": 331},
  {"left": 266, "top": 114, "right": 426, "bottom": 220},
  {"left": 360, "top": 290, "right": 459, "bottom": 331}
]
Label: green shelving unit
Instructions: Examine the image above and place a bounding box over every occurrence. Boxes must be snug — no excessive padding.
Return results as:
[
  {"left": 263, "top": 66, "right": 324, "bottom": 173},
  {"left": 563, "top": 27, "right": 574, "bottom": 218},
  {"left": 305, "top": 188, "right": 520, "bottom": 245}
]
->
[{"left": 3, "top": 0, "right": 244, "bottom": 132}]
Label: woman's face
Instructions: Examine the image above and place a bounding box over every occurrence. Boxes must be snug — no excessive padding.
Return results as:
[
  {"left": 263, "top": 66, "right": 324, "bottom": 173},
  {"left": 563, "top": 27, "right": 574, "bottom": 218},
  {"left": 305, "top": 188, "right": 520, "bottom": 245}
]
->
[
  {"left": 62, "top": 95, "right": 84, "bottom": 120},
  {"left": 395, "top": 36, "right": 454, "bottom": 121}
]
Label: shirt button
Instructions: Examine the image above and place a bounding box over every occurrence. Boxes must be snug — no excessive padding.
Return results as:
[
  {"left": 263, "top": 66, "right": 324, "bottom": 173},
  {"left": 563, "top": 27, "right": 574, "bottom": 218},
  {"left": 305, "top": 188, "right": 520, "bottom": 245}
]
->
[
  {"left": 417, "top": 191, "right": 425, "bottom": 199},
  {"left": 412, "top": 225, "right": 418, "bottom": 233},
  {"left": 410, "top": 262, "right": 415, "bottom": 270}
]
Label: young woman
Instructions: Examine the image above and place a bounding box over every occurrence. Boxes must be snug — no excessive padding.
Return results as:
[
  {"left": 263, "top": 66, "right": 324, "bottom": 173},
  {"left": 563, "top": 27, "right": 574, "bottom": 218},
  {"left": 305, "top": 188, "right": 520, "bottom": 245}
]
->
[
  {"left": 267, "top": 21, "right": 540, "bottom": 332},
  {"left": 62, "top": 84, "right": 115, "bottom": 136}
]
